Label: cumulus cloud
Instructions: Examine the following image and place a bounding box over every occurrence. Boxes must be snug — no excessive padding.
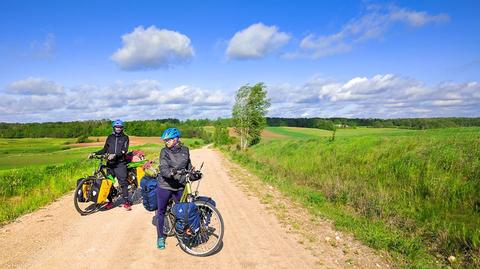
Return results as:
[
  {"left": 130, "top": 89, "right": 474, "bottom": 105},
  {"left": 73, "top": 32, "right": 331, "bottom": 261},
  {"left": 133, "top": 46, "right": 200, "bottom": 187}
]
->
[
  {"left": 1, "top": 75, "right": 478, "bottom": 122},
  {"left": 268, "top": 74, "right": 480, "bottom": 118},
  {"left": 6, "top": 77, "right": 64, "bottom": 95},
  {"left": 0, "top": 78, "right": 231, "bottom": 122},
  {"left": 289, "top": 5, "right": 449, "bottom": 59},
  {"left": 226, "top": 23, "right": 291, "bottom": 60},
  {"left": 111, "top": 26, "right": 195, "bottom": 70}
]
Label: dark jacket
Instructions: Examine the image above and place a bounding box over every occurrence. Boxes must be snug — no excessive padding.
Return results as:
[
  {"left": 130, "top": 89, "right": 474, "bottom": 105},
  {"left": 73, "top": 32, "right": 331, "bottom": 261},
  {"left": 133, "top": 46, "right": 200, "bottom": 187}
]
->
[
  {"left": 158, "top": 144, "right": 192, "bottom": 191},
  {"left": 95, "top": 133, "right": 129, "bottom": 163}
]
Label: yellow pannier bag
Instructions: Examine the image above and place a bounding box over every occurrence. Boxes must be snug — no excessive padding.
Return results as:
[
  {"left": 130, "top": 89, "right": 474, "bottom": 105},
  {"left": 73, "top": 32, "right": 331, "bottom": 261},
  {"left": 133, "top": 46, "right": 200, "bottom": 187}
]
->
[
  {"left": 137, "top": 167, "right": 145, "bottom": 186},
  {"left": 82, "top": 184, "right": 88, "bottom": 200},
  {"left": 97, "top": 179, "right": 113, "bottom": 204}
]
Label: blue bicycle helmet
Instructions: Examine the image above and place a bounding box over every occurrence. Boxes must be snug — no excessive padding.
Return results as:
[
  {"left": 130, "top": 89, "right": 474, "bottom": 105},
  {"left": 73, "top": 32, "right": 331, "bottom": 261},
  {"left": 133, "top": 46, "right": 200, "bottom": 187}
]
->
[
  {"left": 161, "top": 128, "right": 181, "bottom": 139},
  {"left": 112, "top": 119, "right": 124, "bottom": 127}
]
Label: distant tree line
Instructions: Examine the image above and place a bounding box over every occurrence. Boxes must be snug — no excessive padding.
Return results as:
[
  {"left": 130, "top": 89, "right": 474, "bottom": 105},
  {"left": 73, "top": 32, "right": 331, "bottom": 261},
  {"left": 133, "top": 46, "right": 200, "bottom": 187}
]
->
[
  {"left": 0, "top": 119, "right": 212, "bottom": 140},
  {"left": 266, "top": 117, "right": 480, "bottom": 130},
  {"left": 2, "top": 117, "right": 479, "bottom": 139}
]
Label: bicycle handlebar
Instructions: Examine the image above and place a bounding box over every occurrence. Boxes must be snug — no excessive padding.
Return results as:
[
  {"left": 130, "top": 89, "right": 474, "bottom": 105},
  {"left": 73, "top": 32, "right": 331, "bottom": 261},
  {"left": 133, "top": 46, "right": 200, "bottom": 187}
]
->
[
  {"left": 88, "top": 153, "right": 109, "bottom": 160},
  {"left": 174, "top": 168, "right": 202, "bottom": 176},
  {"left": 173, "top": 166, "right": 203, "bottom": 183}
]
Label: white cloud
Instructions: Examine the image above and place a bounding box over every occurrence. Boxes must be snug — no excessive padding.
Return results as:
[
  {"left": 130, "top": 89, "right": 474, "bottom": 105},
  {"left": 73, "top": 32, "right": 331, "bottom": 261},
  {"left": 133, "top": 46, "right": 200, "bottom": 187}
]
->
[
  {"left": 292, "top": 5, "right": 449, "bottom": 59},
  {"left": 226, "top": 23, "right": 291, "bottom": 60},
  {"left": 0, "top": 78, "right": 232, "bottom": 122},
  {"left": 1, "top": 75, "right": 479, "bottom": 122},
  {"left": 111, "top": 26, "right": 195, "bottom": 70},
  {"left": 389, "top": 8, "right": 449, "bottom": 26},
  {"left": 268, "top": 74, "right": 480, "bottom": 118},
  {"left": 432, "top": 99, "right": 462, "bottom": 106},
  {"left": 6, "top": 77, "right": 64, "bottom": 95}
]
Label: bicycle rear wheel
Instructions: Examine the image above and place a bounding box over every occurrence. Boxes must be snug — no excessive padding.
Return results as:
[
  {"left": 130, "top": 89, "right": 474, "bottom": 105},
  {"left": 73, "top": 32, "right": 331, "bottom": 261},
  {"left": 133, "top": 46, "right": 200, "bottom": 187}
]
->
[
  {"left": 126, "top": 170, "right": 143, "bottom": 205},
  {"left": 73, "top": 177, "right": 99, "bottom": 215},
  {"left": 176, "top": 201, "right": 224, "bottom": 256},
  {"left": 163, "top": 212, "right": 176, "bottom": 237}
]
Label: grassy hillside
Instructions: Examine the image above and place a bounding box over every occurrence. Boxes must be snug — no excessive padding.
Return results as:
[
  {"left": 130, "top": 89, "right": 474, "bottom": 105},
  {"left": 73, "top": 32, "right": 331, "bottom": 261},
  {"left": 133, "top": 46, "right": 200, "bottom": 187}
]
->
[
  {"left": 230, "top": 127, "right": 480, "bottom": 268},
  {"left": 0, "top": 137, "right": 203, "bottom": 170},
  {"left": 266, "top": 126, "right": 418, "bottom": 138}
]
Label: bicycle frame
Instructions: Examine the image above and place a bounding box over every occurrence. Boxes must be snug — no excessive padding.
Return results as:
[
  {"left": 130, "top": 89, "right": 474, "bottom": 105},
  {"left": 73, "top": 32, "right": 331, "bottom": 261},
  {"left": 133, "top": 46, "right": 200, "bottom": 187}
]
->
[
  {"left": 178, "top": 162, "right": 204, "bottom": 203},
  {"left": 179, "top": 181, "right": 193, "bottom": 202},
  {"left": 92, "top": 158, "right": 116, "bottom": 184}
]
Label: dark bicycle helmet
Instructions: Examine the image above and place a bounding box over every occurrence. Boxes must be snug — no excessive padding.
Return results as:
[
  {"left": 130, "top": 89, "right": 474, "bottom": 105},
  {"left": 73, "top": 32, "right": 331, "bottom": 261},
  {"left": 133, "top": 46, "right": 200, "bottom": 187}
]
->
[{"left": 161, "top": 127, "right": 181, "bottom": 139}]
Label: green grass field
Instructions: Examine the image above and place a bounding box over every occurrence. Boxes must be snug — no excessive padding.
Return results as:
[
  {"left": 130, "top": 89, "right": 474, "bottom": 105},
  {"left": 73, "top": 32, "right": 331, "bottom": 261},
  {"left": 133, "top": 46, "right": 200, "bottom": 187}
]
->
[
  {"left": 0, "top": 137, "right": 204, "bottom": 225},
  {"left": 0, "top": 138, "right": 75, "bottom": 155},
  {"left": 266, "top": 126, "right": 418, "bottom": 139},
  {"left": 230, "top": 126, "right": 480, "bottom": 268},
  {"left": 0, "top": 137, "right": 204, "bottom": 170}
]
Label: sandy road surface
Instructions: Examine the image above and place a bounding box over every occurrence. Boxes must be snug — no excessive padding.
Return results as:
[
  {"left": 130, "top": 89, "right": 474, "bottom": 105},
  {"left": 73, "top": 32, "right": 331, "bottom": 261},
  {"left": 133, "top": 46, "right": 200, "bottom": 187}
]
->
[{"left": 0, "top": 148, "right": 389, "bottom": 269}]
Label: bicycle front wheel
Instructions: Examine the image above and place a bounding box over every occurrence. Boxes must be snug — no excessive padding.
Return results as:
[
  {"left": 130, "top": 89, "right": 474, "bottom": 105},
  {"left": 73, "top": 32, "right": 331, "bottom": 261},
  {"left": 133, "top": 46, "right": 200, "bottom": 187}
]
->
[
  {"left": 176, "top": 201, "right": 224, "bottom": 256},
  {"left": 73, "top": 177, "right": 99, "bottom": 215}
]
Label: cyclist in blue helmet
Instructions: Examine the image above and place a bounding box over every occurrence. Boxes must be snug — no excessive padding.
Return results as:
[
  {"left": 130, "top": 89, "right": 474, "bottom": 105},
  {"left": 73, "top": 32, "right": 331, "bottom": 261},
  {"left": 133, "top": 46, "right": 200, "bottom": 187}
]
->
[
  {"left": 155, "top": 127, "right": 196, "bottom": 249},
  {"left": 89, "top": 119, "right": 131, "bottom": 210}
]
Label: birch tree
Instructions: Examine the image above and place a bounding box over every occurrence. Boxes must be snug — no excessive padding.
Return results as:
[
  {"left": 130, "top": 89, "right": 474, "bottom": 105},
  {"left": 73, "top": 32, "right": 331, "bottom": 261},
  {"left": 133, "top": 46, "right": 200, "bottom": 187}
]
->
[{"left": 232, "top": 83, "right": 270, "bottom": 150}]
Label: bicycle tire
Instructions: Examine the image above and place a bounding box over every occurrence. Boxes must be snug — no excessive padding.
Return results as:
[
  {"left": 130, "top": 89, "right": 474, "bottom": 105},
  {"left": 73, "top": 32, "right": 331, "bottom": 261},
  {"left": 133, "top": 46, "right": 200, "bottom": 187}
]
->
[
  {"left": 73, "top": 177, "right": 99, "bottom": 215},
  {"left": 176, "top": 201, "right": 224, "bottom": 256},
  {"left": 163, "top": 212, "right": 176, "bottom": 237}
]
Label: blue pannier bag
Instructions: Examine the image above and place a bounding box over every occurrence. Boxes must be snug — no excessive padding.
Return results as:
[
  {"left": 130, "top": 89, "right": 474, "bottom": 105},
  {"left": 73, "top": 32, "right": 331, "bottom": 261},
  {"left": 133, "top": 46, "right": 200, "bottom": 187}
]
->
[
  {"left": 172, "top": 202, "right": 200, "bottom": 235},
  {"left": 195, "top": 196, "right": 216, "bottom": 226},
  {"left": 140, "top": 176, "right": 158, "bottom": 211}
]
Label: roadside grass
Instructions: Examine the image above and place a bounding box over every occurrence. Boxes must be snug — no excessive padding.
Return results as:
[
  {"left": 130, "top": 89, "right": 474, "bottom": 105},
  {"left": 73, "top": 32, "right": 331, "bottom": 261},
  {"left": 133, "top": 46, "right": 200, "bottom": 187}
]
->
[
  {"left": 0, "top": 160, "right": 91, "bottom": 224},
  {"left": 226, "top": 127, "right": 480, "bottom": 268},
  {"left": 224, "top": 154, "right": 393, "bottom": 267}
]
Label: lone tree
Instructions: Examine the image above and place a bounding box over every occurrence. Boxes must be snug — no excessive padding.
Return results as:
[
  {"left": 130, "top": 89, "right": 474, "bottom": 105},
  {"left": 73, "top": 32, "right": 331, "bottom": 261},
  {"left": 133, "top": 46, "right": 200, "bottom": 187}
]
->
[{"left": 232, "top": 83, "right": 270, "bottom": 150}]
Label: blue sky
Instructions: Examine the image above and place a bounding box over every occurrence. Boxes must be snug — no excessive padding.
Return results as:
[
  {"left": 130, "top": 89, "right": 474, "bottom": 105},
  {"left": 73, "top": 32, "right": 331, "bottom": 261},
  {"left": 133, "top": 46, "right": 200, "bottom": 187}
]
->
[{"left": 0, "top": 0, "right": 479, "bottom": 122}]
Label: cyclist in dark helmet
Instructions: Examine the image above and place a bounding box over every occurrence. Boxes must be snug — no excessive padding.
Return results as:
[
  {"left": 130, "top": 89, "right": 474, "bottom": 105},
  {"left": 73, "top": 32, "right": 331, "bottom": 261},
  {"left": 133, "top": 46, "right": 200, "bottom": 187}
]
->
[
  {"left": 89, "top": 119, "right": 131, "bottom": 210},
  {"left": 155, "top": 127, "right": 193, "bottom": 249}
]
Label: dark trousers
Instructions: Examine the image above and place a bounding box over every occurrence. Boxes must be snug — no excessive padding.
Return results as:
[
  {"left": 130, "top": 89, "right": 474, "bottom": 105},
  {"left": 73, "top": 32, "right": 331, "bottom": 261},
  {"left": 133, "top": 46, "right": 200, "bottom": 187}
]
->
[
  {"left": 107, "top": 162, "right": 129, "bottom": 203},
  {"left": 156, "top": 187, "right": 183, "bottom": 238}
]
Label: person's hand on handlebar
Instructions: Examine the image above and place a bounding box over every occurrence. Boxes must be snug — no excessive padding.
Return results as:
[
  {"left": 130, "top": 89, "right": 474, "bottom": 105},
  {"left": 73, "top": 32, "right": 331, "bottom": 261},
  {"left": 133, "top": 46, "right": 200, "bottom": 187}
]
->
[
  {"left": 87, "top": 152, "right": 96, "bottom": 159},
  {"left": 191, "top": 170, "right": 203, "bottom": 181},
  {"left": 107, "top": 154, "right": 116, "bottom": 161},
  {"left": 170, "top": 168, "right": 178, "bottom": 177},
  {"left": 178, "top": 175, "right": 187, "bottom": 184}
]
